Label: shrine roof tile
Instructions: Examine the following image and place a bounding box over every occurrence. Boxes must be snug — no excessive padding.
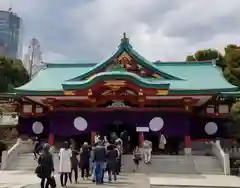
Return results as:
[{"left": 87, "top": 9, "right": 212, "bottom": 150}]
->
[
  {"left": 15, "top": 60, "right": 238, "bottom": 94},
  {"left": 14, "top": 34, "right": 239, "bottom": 95},
  {"left": 16, "top": 65, "right": 92, "bottom": 91},
  {"left": 62, "top": 71, "right": 170, "bottom": 90}
]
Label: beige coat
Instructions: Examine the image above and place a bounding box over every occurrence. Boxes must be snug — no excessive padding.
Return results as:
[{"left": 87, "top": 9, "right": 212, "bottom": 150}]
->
[
  {"left": 159, "top": 134, "right": 166, "bottom": 150},
  {"left": 59, "top": 148, "right": 72, "bottom": 173}
]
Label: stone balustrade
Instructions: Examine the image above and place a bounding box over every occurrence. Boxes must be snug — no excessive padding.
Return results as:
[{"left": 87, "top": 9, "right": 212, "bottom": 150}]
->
[
  {"left": 0, "top": 112, "right": 18, "bottom": 126},
  {"left": 211, "top": 140, "right": 230, "bottom": 175},
  {"left": 0, "top": 138, "right": 34, "bottom": 170}
]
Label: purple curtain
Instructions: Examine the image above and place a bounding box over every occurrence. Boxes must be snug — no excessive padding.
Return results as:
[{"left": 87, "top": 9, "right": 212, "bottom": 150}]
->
[
  {"left": 49, "top": 111, "right": 190, "bottom": 137},
  {"left": 17, "top": 116, "right": 50, "bottom": 137}
]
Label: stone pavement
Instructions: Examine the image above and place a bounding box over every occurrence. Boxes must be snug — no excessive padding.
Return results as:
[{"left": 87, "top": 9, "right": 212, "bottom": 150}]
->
[
  {"left": 149, "top": 174, "right": 240, "bottom": 187},
  {"left": 0, "top": 170, "right": 149, "bottom": 188},
  {"left": 24, "top": 172, "right": 149, "bottom": 188},
  {"left": 2, "top": 170, "right": 240, "bottom": 188},
  {"left": 0, "top": 170, "right": 39, "bottom": 188}
]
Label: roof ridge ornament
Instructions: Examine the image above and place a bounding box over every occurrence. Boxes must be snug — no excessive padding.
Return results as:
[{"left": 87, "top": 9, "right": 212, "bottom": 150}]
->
[{"left": 120, "top": 32, "right": 130, "bottom": 46}]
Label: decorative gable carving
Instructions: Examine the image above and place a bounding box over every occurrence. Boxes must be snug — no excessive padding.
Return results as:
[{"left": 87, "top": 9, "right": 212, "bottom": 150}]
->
[{"left": 105, "top": 51, "right": 161, "bottom": 78}]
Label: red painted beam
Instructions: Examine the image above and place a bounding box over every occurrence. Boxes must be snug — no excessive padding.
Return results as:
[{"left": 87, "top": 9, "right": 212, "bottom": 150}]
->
[{"left": 56, "top": 107, "right": 187, "bottom": 112}]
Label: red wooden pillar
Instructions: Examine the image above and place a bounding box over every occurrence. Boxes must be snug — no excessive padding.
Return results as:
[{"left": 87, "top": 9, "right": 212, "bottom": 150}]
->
[
  {"left": 48, "top": 133, "right": 54, "bottom": 146},
  {"left": 184, "top": 135, "right": 192, "bottom": 155},
  {"left": 91, "top": 131, "right": 96, "bottom": 145},
  {"left": 139, "top": 132, "right": 144, "bottom": 148}
]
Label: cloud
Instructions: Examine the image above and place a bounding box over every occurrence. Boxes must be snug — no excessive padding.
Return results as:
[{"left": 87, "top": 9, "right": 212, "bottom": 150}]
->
[{"left": 1, "top": 0, "right": 240, "bottom": 62}]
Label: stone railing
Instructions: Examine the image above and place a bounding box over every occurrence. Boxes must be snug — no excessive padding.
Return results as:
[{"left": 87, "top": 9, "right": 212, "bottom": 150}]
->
[
  {"left": 211, "top": 140, "right": 230, "bottom": 175},
  {"left": 0, "top": 112, "right": 18, "bottom": 126},
  {"left": 0, "top": 138, "right": 34, "bottom": 170}
]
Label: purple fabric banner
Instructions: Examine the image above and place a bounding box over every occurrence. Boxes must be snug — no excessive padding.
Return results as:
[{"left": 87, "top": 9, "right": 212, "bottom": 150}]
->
[
  {"left": 17, "top": 116, "right": 50, "bottom": 137},
  {"left": 49, "top": 111, "right": 189, "bottom": 136},
  {"left": 16, "top": 111, "right": 229, "bottom": 138}
]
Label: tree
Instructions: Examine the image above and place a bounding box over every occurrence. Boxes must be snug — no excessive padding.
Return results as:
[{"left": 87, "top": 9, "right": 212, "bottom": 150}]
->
[
  {"left": 224, "top": 45, "right": 240, "bottom": 137},
  {"left": 223, "top": 44, "right": 240, "bottom": 86},
  {"left": 0, "top": 57, "right": 29, "bottom": 93},
  {"left": 186, "top": 49, "right": 224, "bottom": 67},
  {"left": 229, "top": 102, "right": 240, "bottom": 138}
]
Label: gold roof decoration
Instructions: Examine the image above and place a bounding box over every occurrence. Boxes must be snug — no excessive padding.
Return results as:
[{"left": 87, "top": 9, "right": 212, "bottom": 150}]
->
[{"left": 117, "top": 51, "right": 132, "bottom": 62}]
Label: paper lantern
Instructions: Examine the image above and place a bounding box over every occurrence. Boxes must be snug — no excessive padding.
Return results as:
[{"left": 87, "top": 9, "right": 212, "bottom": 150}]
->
[
  {"left": 73, "top": 117, "right": 88, "bottom": 131},
  {"left": 32, "top": 121, "right": 44, "bottom": 134},
  {"left": 204, "top": 122, "right": 218, "bottom": 135},
  {"left": 149, "top": 117, "right": 164, "bottom": 132}
]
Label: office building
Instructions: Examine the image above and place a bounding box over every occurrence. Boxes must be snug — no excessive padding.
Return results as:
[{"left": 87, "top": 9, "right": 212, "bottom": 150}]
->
[{"left": 0, "top": 10, "right": 23, "bottom": 59}]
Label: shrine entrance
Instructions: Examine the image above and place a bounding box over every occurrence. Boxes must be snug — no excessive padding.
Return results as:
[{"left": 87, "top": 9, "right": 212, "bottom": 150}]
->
[{"left": 103, "top": 119, "right": 139, "bottom": 152}]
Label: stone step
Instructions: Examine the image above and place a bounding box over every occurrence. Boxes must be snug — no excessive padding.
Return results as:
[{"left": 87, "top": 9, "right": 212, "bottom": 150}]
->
[
  {"left": 8, "top": 153, "right": 60, "bottom": 171},
  {"left": 193, "top": 156, "right": 224, "bottom": 174},
  {"left": 9, "top": 153, "right": 224, "bottom": 175},
  {"left": 122, "top": 155, "right": 224, "bottom": 175}
]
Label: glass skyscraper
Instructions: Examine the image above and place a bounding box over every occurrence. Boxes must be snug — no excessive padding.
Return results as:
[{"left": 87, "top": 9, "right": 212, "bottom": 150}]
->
[{"left": 0, "top": 10, "right": 23, "bottom": 59}]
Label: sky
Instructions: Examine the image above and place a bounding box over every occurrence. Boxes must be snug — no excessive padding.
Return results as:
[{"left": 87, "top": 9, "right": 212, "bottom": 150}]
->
[{"left": 1, "top": 0, "right": 240, "bottom": 63}]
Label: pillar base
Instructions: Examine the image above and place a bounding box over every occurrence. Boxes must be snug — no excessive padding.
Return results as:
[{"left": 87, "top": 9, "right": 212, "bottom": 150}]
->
[
  {"left": 48, "top": 133, "right": 54, "bottom": 146},
  {"left": 50, "top": 146, "right": 57, "bottom": 153},
  {"left": 91, "top": 132, "right": 96, "bottom": 145},
  {"left": 139, "top": 132, "right": 144, "bottom": 148},
  {"left": 184, "top": 147, "right": 192, "bottom": 155}
]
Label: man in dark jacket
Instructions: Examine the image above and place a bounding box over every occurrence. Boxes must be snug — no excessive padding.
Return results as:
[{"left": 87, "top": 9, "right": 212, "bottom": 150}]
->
[
  {"left": 92, "top": 140, "right": 106, "bottom": 184},
  {"left": 106, "top": 144, "right": 118, "bottom": 182},
  {"left": 70, "top": 144, "right": 79, "bottom": 183},
  {"left": 120, "top": 130, "right": 129, "bottom": 154},
  {"left": 79, "top": 142, "right": 90, "bottom": 180},
  {"left": 33, "top": 137, "right": 42, "bottom": 160}
]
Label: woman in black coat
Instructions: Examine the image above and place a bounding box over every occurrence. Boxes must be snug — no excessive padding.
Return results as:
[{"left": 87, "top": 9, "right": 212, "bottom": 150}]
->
[{"left": 37, "top": 144, "right": 54, "bottom": 188}]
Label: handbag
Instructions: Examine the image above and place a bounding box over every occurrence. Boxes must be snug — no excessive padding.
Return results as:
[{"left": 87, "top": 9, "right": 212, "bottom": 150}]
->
[
  {"left": 35, "top": 165, "right": 43, "bottom": 178},
  {"left": 49, "top": 176, "right": 56, "bottom": 188}
]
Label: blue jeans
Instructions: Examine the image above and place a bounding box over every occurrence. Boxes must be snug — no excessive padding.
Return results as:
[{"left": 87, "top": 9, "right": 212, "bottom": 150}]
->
[
  {"left": 94, "top": 162, "right": 105, "bottom": 184},
  {"left": 91, "top": 162, "right": 95, "bottom": 180}
]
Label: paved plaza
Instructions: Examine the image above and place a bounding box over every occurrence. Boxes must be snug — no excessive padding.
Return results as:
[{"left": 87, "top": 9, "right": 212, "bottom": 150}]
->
[
  {"left": 0, "top": 171, "right": 149, "bottom": 188},
  {"left": 2, "top": 170, "right": 240, "bottom": 188}
]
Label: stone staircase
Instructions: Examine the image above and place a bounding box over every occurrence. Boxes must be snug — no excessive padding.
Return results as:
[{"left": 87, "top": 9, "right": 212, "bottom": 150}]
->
[
  {"left": 7, "top": 153, "right": 60, "bottom": 171},
  {"left": 193, "top": 156, "right": 224, "bottom": 174},
  {"left": 7, "top": 153, "right": 224, "bottom": 175},
  {"left": 123, "top": 155, "right": 224, "bottom": 175},
  {"left": 7, "top": 153, "right": 37, "bottom": 171}
]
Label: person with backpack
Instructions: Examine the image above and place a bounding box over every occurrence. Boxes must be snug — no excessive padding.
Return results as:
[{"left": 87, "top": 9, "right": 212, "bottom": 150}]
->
[{"left": 132, "top": 146, "right": 141, "bottom": 172}]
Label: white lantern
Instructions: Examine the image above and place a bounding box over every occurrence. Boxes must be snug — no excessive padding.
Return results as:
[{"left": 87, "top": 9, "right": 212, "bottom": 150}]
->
[
  {"left": 149, "top": 117, "right": 164, "bottom": 132},
  {"left": 36, "top": 106, "right": 43, "bottom": 113},
  {"left": 73, "top": 117, "right": 88, "bottom": 131},
  {"left": 23, "top": 105, "right": 32, "bottom": 113},
  {"left": 204, "top": 122, "right": 218, "bottom": 135},
  {"left": 32, "top": 121, "right": 44, "bottom": 134},
  {"left": 218, "top": 105, "right": 229, "bottom": 114}
]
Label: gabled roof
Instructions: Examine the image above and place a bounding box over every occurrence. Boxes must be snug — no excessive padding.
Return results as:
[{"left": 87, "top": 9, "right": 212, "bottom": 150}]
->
[
  {"left": 15, "top": 34, "right": 239, "bottom": 95},
  {"left": 68, "top": 33, "right": 182, "bottom": 81}
]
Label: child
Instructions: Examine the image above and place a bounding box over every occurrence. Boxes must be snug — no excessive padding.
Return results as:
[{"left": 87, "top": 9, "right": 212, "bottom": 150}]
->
[{"left": 132, "top": 146, "right": 141, "bottom": 172}]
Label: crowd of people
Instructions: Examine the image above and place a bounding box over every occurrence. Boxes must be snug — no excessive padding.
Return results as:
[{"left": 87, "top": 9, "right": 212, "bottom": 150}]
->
[
  {"left": 35, "top": 133, "right": 124, "bottom": 188},
  {"left": 33, "top": 131, "right": 171, "bottom": 188}
]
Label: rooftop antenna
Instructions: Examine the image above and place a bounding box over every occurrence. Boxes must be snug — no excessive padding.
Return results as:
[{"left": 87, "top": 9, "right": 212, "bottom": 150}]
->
[
  {"left": 121, "top": 32, "right": 129, "bottom": 44},
  {"left": 123, "top": 32, "right": 126, "bottom": 39},
  {"left": 8, "top": 1, "right": 12, "bottom": 12},
  {"left": 24, "top": 37, "right": 43, "bottom": 79}
]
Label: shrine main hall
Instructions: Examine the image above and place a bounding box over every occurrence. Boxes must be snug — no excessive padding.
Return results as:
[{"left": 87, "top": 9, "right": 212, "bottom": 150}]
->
[{"left": 13, "top": 34, "right": 239, "bottom": 153}]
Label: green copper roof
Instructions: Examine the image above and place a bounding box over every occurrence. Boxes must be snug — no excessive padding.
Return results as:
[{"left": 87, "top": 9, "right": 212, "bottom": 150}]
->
[
  {"left": 219, "top": 91, "right": 240, "bottom": 97},
  {"left": 15, "top": 34, "right": 239, "bottom": 95},
  {"left": 63, "top": 72, "right": 170, "bottom": 90}
]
